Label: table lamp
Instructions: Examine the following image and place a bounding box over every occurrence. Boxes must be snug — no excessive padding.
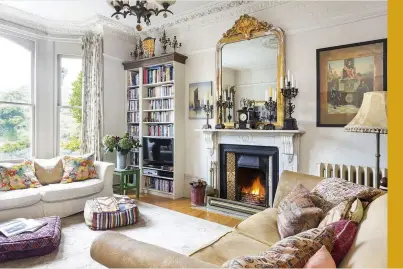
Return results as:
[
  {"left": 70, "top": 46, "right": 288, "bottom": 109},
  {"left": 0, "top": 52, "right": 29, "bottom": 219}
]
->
[{"left": 344, "top": 91, "right": 387, "bottom": 189}]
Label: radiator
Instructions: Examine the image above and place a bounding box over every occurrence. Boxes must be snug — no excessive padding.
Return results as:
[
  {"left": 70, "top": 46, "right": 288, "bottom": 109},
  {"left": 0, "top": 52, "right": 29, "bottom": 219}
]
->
[{"left": 317, "top": 163, "right": 388, "bottom": 188}]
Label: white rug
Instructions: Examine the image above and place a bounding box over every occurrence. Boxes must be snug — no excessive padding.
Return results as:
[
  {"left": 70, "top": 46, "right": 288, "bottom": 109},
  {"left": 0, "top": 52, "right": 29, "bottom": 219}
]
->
[{"left": 2, "top": 201, "right": 232, "bottom": 268}]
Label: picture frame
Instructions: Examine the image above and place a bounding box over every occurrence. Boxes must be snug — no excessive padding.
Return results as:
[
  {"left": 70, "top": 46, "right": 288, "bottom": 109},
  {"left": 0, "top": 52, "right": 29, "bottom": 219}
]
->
[
  {"left": 189, "top": 81, "right": 213, "bottom": 119},
  {"left": 316, "top": 38, "right": 387, "bottom": 127}
]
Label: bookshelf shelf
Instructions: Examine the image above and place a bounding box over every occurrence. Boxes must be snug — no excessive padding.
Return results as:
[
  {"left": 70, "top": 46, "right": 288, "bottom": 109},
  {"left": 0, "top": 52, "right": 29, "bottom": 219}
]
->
[{"left": 124, "top": 53, "right": 187, "bottom": 200}]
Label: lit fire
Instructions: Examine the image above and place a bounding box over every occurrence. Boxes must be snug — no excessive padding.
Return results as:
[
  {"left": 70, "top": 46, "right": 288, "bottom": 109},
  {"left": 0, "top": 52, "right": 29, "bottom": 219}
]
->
[{"left": 241, "top": 176, "right": 265, "bottom": 196}]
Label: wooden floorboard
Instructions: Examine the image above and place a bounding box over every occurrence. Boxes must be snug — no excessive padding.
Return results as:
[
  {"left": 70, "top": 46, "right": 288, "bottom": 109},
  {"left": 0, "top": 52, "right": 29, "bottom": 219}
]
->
[{"left": 130, "top": 194, "right": 242, "bottom": 228}]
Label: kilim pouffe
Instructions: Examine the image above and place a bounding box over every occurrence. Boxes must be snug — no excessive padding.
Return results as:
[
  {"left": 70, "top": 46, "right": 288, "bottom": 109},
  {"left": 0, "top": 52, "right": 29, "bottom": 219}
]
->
[
  {"left": 84, "top": 195, "right": 139, "bottom": 230},
  {"left": 0, "top": 216, "right": 61, "bottom": 262}
]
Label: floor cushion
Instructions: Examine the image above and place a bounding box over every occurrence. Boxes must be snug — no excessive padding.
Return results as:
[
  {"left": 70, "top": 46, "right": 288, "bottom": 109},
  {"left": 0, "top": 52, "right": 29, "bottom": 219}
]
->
[
  {"left": 0, "top": 188, "right": 41, "bottom": 211},
  {"left": 84, "top": 195, "right": 138, "bottom": 230},
  {"left": 0, "top": 216, "right": 61, "bottom": 262},
  {"left": 39, "top": 178, "right": 103, "bottom": 202}
]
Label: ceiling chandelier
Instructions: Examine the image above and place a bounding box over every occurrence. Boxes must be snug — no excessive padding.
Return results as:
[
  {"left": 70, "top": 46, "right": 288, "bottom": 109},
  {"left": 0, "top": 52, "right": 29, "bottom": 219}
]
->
[{"left": 108, "top": 0, "right": 176, "bottom": 31}]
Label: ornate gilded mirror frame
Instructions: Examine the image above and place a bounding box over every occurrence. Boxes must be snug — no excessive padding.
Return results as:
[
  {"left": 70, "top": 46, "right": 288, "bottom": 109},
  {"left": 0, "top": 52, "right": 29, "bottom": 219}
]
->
[{"left": 216, "top": 14, "right": 285, "bottom": 128}]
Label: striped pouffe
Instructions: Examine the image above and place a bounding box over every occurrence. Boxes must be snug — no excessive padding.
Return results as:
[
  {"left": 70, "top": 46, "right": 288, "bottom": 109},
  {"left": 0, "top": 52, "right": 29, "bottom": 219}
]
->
[{"left": 84, "top": 195, "right": 139, "bottom": 230}]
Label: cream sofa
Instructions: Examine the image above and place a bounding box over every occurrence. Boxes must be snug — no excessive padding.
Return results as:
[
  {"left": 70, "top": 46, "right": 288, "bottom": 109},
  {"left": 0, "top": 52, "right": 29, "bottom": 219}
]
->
[
  {"left": 0, "top": 161, "right": 115, "bottom": 222},
  {"left": 90, "top": 170, "right": 387, "bottom": 268}
]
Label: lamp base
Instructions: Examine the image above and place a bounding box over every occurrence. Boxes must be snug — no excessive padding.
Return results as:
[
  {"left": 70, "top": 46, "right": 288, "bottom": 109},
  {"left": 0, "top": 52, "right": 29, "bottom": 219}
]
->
[
  {"left": 215, "top": 123, "right": 225, "bottom": 129},
  {"left": 283, "top": 118, "right": 298, "bottom": 130}
]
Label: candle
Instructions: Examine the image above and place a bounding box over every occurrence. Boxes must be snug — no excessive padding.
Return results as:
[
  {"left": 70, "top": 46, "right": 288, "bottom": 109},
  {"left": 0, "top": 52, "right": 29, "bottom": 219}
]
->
[
  {"left": 295, "top": 79, "right": 297, "bottom": 88},
  {"left": 291, "top": 74, "right": 294, "bottom": 87},
  {"left": 270, "top": 86, "right": 273, "bottom": 98},
  {"left": 265, "top": 88, "right": 269, "bottom": 102},
  {"left": 280, "top": 76, "right": 283, "bottom": 89},
  {"left": 287, "top": 70, "right": 290, "bottom": 80},
  {"left": 273, "top": 89, "right": 276, "bottom": 101},
  {"left": 285, "top": 76, "right": 288, "bottom": 86}
]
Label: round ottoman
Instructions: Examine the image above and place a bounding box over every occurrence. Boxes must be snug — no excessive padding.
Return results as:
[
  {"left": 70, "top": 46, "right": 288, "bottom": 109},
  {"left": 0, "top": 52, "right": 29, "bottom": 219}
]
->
[
  {"left": 0, "top": 216, "right": 61, "bottom": 262},
  {"left": 84, "top": 195, "right": 139, "bottom": 230}
]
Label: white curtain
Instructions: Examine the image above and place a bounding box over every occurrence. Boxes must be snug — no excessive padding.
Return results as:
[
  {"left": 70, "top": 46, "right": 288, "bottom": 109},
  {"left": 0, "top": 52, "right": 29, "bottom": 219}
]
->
[{"left": 80, "top": 32, "right": 104, "bottom": 161}]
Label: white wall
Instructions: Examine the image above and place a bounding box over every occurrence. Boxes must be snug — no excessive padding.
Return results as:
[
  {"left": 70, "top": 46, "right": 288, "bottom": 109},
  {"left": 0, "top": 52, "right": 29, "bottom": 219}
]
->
[{"left": 175, "top": 1, "right": 388, "bottom": 185}]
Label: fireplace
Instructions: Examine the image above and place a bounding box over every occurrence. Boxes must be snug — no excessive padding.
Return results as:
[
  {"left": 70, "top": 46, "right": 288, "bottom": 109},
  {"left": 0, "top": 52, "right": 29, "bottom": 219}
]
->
[{"left": 220, "top": 144, "right": 279, "bottom": 208}]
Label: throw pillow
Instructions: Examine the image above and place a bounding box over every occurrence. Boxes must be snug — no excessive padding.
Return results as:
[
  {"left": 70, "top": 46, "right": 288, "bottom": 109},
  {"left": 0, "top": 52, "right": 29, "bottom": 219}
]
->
[
  {"left": 318, "top": 198, "right": 364, "bottom": 228},
  {"left": 223, "top": 226, "right": 335, "bottom": 268},
  {"left": 34, "top": 158, "right": 63, "bottom": 185},
  {"left": 0, "top": 160, "right": 41, "bottom": 191},
  {"left": 311, "top": 177, "right": 384, "bottom": 213},
  {"left": 277, "top": 184, "right": 323, "bottom": 238},
  {"left": 303, "top": 246, "right": 336, "bottom": 268},
  {"left": 61, "top": 153, "right": 98, "bottom": 183},
  {"left": 327, "top": 220, "right": 359, "bottom": 266}
]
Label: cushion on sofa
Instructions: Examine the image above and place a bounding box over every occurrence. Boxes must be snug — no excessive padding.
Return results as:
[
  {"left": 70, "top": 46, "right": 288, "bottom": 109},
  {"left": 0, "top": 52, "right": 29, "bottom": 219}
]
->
[
  {"left": 339, "top": 194, "right": 387, "bottom": 268},
  {"left": 0, "top": 188, "right": 41, "bottom": 211},
  {"left": 234, "top": 208, "right": 280, "bottom": 246},
  {"left": 0, "top": 160, "right": 41, "bottom": 191},
  {"left": 190, "top": 231, "right": 270, "bottom": 266},
  {"left": 277, "top": 184, "right": 323, "bottom": 238},
  {"left": 40, "top": 178, "right": 103, "bottom": 202},
  {"left": 61, "top": 153, "right": 98, "bottom": 183},
  {"left": 223, "top": 226, "right": 335, "bottom": 268},
  {"left": 34, "top": 157, "right": 63, "bottom": 185},
  {"left": 327, "top": 220, "right": 359, "bottom": 266},
  {"left": 304, "top": 245, "right": 336, "bottom": 268},
  {"left": 318, "top": 198, "right": 363, "bottom": 228},
  {"left": 311, "top": 177, "right": 385, "bottom": 213}
]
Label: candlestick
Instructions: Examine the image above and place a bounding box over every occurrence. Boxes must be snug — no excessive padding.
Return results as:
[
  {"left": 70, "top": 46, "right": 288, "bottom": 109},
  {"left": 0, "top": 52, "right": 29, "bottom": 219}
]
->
[
  {"left": 202, "top": 100, "right": 214, "bottom": 129},
  {"left": 264, "top": 97, "right": 277, "bottom": 130},
  {"left": 281, "top": 80, "right": 299, "bottom": 130}
]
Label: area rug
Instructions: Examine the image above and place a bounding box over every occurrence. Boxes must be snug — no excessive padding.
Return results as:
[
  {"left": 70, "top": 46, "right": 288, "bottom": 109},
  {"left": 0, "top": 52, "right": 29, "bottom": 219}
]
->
[{"left": 1, "top": 201, "right": 232, "bottom": 268}]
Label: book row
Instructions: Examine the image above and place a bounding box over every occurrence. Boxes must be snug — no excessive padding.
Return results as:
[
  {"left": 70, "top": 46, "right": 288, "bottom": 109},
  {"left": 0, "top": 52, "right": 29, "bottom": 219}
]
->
[
  {"left": 147, "top": 86, "right": 174, "bottom": 98},
  {"left": 148, "top": 99, "right": 173, "bottom": 110},
  {"left": 128, "top": 112, "right": 140, "bottom": 123},
  {"left": 147, "top": 125, "right": 174, "bottom": 137},
  {"left": 128, "top": 88, "right": 139, "bottom": 100},
  {"left": 128, "top": 100, "right": 139, "bottom": 111},
  {"left": 145, "top": 111, "right": 174, "bottom": 122},
  {"left": 145, "top": 177, "right": 173, "bottom": 193},
  {"left": 144, "top": 64, "right": 174, "bottom": 84},
  {"left": 128, "top": 71, "right": 140, "bottom": 86},
  {"left": 128, "top": 125, "right": 139, "bottom": 137}
]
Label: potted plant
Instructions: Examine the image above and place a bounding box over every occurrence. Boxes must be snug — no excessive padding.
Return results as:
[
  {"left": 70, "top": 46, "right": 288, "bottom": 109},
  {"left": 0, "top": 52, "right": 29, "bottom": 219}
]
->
[{"left": 103, "top": 133, "right": 141, "bottom": 170}]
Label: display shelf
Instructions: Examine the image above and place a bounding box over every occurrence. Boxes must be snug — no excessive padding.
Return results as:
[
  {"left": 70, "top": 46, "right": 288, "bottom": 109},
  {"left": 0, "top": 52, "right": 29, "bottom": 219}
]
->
[
  {"left": 143, "top": 122, "right": 174, "bottom": 124},
  {"left": 143, "top": 96, "right": 174, "bottom": 100},
  {"left": 142, "top": 174, "right": 174, "bottom": 180},
  {"left": 143, "top": 81, "right": 174, "bottom": 87}
]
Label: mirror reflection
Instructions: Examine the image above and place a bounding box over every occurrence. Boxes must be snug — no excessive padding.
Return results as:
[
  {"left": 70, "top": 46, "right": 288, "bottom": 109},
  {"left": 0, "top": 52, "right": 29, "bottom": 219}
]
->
[{"left": 221, "top": 35, "right": 279, "bottom": 125}]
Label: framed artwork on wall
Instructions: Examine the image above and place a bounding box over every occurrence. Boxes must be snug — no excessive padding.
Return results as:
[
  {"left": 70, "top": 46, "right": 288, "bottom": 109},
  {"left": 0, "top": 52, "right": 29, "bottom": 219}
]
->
[
  {"left": 316, "top": 38, "right": 387, "bottom": 127},
  {"left": 189, "top": 81, "right": 213, "bottom": 119}
]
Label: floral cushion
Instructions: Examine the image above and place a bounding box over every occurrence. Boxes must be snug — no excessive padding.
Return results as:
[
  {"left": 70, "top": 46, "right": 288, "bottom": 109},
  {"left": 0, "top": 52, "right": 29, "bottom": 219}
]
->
[
  {"left": 318, "top": 198, "right": 364, "bottom": 228},
  {"left": 0, "top": 160, "right": 41, "bottom": 191},
  {"left": 311, "top": 177, "right": 384, "bottom": 213},
  {"left": 277, "top": 184, "right": 323, "bottom": 238},
  {"left": 61, "top": 153, "right": 98, "bottom": 183},
  {"left": 223, "top": 226, "right": 335, "bottom": 268}
]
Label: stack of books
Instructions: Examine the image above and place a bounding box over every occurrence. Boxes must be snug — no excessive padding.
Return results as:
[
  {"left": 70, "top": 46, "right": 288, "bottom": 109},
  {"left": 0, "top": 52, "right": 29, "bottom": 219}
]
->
[{"left": 144, "top": 64, "right": 174, "bottom": 84}]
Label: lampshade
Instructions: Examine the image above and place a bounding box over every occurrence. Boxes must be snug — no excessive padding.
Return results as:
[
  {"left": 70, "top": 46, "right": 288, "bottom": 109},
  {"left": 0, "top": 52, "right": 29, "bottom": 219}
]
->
[{"left": 344, "top": 91, "right": 387, "bottom": 134}]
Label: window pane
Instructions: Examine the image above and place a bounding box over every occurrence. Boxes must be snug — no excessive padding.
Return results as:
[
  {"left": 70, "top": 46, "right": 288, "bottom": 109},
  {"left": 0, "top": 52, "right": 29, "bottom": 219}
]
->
[
  {"left": 0, "top": 104, "right": 32, "bottom": 160},
  {"left": 60, "top": 57, "right": 82, "bottom": 106},
  {"left": 60, "top": 107, "right": 81, "bottom": 155},
  {"left": 0, "top": 37, "right": 31, "bottom": 103}
]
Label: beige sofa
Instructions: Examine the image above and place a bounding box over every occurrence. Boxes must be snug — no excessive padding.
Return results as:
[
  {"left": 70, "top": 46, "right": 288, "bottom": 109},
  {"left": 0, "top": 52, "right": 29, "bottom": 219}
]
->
[
  {"left": 90, "top": 170, "right": 387, "bottom": 268},
  {"left": 0, "top": 161, "right": 115, "bottom": 222}
]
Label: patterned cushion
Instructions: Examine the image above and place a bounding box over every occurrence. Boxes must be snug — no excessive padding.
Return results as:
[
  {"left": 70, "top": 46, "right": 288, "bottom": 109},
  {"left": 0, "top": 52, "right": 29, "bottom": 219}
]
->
[
  {"left": 318, "top": 198, "right": 364, "bottom": 228},
  {"left": 277, "top": 184, "right": 323, "bottom": 238},
  {"left": 0, "top": 160, "right": 41, "bottom": 191},
  {"left": 84, "top": 195, "right": 139, "bottom": 230},
  {"left": 328, "top": 220, "right": 359, "bottom": 266},
  {"left": 0, "top": 216, "right": 61, "bottom": 262},
  {"left": 61, "top": 153, "right": 98, "bottom": 183},
  {"left": 223, "top": 226, "right": 335, "bottom": 268},
  {"left": 34, "top": 158, "right": 63, "bottom": 185},
  {"left": 303, "top": 246, "right": 336, "bottom": 268},
  {"left": 311, "top": 177, "right": 384, "bottom": 213}
]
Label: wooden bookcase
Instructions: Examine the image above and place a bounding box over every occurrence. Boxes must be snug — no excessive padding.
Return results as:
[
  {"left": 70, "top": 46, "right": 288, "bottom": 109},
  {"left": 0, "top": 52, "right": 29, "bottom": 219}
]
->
[{"left": 123, "top": 53, "right": 187, "bottom": 199}]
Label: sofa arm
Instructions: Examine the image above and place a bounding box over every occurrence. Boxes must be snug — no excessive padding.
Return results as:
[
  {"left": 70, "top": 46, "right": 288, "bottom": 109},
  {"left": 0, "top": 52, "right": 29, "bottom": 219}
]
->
[
  {"left": 95, "top": 161, "right": 114, "bottom": 187},
  {"left": 90, "top": 231, "right": 218, "bottom": 268}
]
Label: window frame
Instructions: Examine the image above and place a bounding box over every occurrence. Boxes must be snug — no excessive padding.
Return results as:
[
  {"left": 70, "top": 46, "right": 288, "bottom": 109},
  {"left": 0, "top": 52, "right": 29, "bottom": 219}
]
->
[
  {"left": 0, "top": 33, "right": 36, "bottom": 162},
  {"left": 56, "top": 54, "right": 83, "bottom": 156}
]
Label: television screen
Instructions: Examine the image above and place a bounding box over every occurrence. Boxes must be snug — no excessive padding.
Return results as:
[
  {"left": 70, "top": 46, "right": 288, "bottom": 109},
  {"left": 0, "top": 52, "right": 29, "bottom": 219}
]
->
[{"left": 143, "top": 138, "right": 174, "bottom": 165}]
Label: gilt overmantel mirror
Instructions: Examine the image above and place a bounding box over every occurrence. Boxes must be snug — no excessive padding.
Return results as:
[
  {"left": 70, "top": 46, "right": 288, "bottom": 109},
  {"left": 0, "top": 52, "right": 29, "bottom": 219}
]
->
[{"left": 216, "top": 14, "right": 285, "bottom": 128}]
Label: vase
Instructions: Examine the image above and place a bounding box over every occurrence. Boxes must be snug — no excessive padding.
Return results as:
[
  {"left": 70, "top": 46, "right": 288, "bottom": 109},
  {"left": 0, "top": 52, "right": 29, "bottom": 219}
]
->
[{"left": 116, "top": 152, "right": 126, "bottom": 170}]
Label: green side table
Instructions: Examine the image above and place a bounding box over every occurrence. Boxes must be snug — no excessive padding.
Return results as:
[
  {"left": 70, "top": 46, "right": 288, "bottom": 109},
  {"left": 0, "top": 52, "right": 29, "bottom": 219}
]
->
[{"left": 113, "top": 169, "right": 140, "bottom": 199}]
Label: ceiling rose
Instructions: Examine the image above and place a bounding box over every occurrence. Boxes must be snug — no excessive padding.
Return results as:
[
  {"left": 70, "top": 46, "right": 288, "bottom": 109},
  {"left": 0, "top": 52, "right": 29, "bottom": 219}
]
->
[{"left": 108, "top": 0, "right": 176, "bottom": 31}]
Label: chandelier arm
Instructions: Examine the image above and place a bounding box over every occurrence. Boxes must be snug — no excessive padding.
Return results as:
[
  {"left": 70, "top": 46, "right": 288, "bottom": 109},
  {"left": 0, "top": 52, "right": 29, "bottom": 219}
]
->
[{"left": 155, "top": 9, "right": 173, "bottom": 16}]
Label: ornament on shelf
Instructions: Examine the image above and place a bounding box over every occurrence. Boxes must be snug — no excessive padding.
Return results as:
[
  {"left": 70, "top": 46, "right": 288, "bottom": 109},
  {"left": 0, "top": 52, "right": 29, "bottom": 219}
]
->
[
  {"left": 130, "top": 44, "right": 139, "bottom": 59},
  {"left": 142, "top": 37, "right": 156, "bottom": 58},
  {"left": 202, "top": 100, "right": 214, "bottom": 129},
  {"left": 280, "top": 71, "right": 299, "bottom": 130},
  {"left": 159, "top": 30, "right": 171, "bottom": 54},
  {"left": 169, "top": 36, "right": 182, "bottom": 52}
]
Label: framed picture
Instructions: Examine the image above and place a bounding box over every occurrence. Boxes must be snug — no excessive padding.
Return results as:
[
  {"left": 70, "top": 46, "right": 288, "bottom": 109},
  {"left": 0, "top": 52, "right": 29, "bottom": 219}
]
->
[
  {"left": 189, "top": 81, "right": 213, "bottom": 119},
  {"left": 316, "top": 39, "right": 387, "bottom": 127}
]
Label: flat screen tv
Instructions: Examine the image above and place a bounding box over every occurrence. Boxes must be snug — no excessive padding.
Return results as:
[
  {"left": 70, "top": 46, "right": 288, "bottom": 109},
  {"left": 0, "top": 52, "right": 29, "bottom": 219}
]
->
[{"left": 143, "top": 137, "right": 174, "bottom": 166}]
